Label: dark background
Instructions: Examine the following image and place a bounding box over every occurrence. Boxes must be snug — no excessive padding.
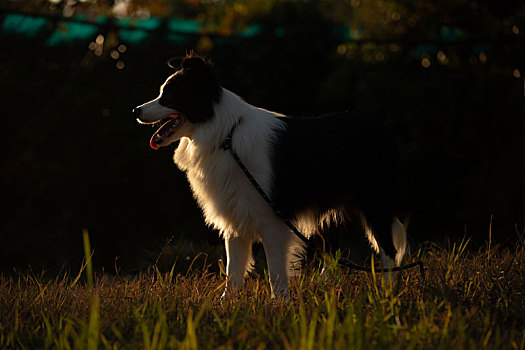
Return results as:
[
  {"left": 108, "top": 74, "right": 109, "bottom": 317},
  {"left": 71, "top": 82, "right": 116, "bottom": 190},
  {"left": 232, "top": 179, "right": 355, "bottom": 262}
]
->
[{"left": 1, "top": 0, "right": 524, "bottom": 274}]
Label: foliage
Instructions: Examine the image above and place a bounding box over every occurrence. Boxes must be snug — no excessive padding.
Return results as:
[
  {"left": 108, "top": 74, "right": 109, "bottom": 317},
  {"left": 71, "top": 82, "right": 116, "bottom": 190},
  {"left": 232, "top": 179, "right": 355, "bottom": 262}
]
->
[
  {"left": 3, "top": 0, "right": 524, "bottom": 40},
  {"left": 1, "top": 240, "right": 524, "bottom": 349}
]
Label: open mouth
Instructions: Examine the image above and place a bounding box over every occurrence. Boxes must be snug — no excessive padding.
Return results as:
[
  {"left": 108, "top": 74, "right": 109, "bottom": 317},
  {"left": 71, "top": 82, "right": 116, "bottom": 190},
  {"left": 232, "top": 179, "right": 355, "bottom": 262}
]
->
[{"left": 149, "top": 114, "right": 185, "bottom": 150}]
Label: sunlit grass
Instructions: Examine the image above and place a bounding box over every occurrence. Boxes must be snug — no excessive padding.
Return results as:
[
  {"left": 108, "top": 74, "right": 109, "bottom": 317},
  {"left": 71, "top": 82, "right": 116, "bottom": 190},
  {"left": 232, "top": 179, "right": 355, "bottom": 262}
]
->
[{"left": 1, "top": 238, "right": 524, "bottom": 349}]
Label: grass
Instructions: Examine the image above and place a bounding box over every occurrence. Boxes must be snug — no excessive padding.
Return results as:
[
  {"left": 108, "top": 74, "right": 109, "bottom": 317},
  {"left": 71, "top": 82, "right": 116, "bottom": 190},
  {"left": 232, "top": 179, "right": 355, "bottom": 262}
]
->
[{"left": 1, "top": 237, "right": 524, "bottom": 349}]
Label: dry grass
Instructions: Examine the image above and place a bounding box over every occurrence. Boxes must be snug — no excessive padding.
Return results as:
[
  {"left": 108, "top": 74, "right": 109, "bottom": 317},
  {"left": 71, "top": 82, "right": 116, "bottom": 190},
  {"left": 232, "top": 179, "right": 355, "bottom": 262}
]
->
[{"left": 1, "top": 238, "right": 524, "bottom": 349}]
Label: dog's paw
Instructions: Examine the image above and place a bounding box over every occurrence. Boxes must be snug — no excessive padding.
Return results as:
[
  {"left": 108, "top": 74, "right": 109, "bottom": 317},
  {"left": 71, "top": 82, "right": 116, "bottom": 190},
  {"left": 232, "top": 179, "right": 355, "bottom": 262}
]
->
[
  {"left": 270, "top": 288, "right": 290, "bottom": 302},
  {"left": 220, "top": 287, "right": 237, "bottom": 301},
  {"left": 220, "top": 290, "right": 229, "bottom": 300}
]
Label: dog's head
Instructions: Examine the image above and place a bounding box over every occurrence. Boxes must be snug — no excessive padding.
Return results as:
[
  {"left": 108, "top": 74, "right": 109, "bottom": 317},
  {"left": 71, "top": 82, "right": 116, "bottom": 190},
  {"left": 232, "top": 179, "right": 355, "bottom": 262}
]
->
[{"left": 133, "top": 53, "right": 222, "bottom": 150}]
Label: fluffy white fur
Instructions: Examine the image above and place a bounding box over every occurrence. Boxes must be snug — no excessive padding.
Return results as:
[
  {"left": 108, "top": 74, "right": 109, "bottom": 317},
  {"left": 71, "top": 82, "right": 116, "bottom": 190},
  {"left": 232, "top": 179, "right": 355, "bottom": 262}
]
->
[{"left": 174, "top": 89, "right": 304, "bottom": 297}]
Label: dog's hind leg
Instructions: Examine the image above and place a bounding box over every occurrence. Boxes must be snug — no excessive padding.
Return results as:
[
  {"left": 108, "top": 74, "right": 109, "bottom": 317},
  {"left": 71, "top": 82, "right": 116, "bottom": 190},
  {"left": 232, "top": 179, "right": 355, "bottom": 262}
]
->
[
  {"left": 391, "top": 217, "right": 407, "bottom": 266},
  {"left": 361, "top": 212, "right": 400, "bottom": 282},
  {"left": 223, "top": 235, "right": 253, "bottom": 298},
  {"left": 379, "top": 248, "right": 395, "bottom": 283},
  {"left": 378, "top": 219, "right": 407, "bottom": 283},
  {"left": 380, "top": 219, "right": 407, "bottom": 278}
]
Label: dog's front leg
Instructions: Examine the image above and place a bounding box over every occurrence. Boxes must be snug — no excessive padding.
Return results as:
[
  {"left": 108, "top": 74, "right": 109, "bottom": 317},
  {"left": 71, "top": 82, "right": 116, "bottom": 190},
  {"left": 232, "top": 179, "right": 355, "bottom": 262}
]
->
[
  {"left": 222, "top": 235, "right": 253, "bottom": 298},
  {"left": 260, "top": 224, "right": 293, "bottom": 299}
]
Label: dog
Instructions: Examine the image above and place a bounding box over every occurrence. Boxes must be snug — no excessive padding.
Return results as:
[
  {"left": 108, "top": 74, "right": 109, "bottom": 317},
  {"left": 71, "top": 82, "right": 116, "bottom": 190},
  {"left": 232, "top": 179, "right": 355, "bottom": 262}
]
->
[{"left": 133, "top": 53, "right": 407, "bottom": 298}]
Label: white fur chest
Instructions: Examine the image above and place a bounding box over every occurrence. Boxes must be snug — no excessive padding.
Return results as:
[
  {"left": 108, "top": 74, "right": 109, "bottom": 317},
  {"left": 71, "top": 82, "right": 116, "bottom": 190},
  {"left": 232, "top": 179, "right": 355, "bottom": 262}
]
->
[
  {"left": 172, "top": 89, "right": 286, "bottom": 240},
  {"left": 173, "top": 131, "right": 273, "bottom": 240}
]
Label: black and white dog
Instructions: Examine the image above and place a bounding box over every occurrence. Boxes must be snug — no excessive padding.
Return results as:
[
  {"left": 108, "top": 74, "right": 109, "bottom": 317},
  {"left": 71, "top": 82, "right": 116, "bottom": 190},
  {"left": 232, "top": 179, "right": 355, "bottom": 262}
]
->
[{"left": 133, "top": 53, "right": 406, "bottom": 297}]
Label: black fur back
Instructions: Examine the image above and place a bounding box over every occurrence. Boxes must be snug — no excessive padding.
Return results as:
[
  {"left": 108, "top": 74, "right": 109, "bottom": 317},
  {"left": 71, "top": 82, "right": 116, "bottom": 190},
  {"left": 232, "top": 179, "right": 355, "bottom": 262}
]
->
[{"left": 270, "top": 112, "right": 400, "bottom": 257}]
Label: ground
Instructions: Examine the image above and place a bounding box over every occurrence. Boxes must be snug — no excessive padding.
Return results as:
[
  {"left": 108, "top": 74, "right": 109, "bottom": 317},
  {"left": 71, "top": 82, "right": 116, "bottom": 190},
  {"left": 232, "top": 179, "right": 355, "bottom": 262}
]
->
[{"left": 1, "top": 238, "right": 524, "bottom": 349}]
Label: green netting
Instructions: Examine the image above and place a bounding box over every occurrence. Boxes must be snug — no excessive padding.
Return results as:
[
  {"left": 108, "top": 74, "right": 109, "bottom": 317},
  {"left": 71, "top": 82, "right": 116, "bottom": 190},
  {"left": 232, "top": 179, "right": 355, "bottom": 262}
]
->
[
  {"left": 167, "top": 18, "right": 201, "bottom": 33},
  {"left": 3, "top": 12, "right": 468, "bottom": 50},
  {"left": 239, "top": 24, "right": 261, "bottom": 38},
  {"left": 1, "top": 14, "right": 49, "bottom": 37},
  {"left": 167, "top": 33, "right": 192, "bottom": 45},
  {"left": 119, "top": 29, "right": 149, "bottom": 44},
  {"left": 46, "top": 21, "right": 98, "bottom": 46},
  {"left": 116, "top": 17, "right": 161, "bottom": 30},
  {"left": 412, "top": 44, "right": 439, "bottom": 55},
  {"left": 73, "top": 14, "right": 108, "bottom": 25},
  {"left": 441, "top": 27, "right": 463, "bottom": 42}
]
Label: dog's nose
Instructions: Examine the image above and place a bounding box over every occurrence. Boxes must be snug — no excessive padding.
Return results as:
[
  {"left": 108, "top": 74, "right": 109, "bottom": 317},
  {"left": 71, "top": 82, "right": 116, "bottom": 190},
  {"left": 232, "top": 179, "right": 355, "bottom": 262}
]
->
[{"left": 132, "top": 107, "right": 142, "bottom": 118}]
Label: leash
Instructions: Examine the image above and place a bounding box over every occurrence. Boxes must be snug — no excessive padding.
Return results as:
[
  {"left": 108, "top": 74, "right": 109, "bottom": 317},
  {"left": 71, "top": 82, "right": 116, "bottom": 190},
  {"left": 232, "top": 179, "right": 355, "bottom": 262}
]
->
[{"left": 220, "top": 118, "right": 425, "bottom": 279}]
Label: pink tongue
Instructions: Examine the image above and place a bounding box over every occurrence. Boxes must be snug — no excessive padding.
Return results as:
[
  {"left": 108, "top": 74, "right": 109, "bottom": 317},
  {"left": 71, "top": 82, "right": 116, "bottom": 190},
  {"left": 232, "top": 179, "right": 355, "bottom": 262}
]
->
[
  {"left": 150, "top": 136, "right": 160, "bottom": 150},
  {"left": 148, "top": 115, "right": 182, "bottom": 150}
]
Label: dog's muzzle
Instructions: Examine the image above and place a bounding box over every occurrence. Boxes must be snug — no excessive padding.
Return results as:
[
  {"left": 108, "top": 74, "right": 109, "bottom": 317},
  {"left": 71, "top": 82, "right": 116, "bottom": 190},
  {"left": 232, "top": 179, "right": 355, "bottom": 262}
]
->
[
  {"left": 133, "top": 97, "right": 178, "bottom": 124},
  {"left": 132, "top": 106, "right": 143, "bottom": 120}
]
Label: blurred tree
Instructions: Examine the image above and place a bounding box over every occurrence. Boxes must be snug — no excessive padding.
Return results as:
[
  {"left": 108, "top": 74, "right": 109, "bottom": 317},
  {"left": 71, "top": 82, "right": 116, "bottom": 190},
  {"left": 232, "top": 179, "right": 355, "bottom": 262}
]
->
[{"left": 4, "top": 0, "right": 523, "bottom": 39}]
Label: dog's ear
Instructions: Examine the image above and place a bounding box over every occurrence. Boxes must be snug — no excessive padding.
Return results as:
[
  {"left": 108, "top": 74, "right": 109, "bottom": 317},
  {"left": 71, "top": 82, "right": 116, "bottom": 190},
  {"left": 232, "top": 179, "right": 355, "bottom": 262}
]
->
[
  {"left": 167, "top": 57, "right": 183, "bottom": 69},
  {"left": 181, "top": 54, "right": 212, "bottom": 71}
]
